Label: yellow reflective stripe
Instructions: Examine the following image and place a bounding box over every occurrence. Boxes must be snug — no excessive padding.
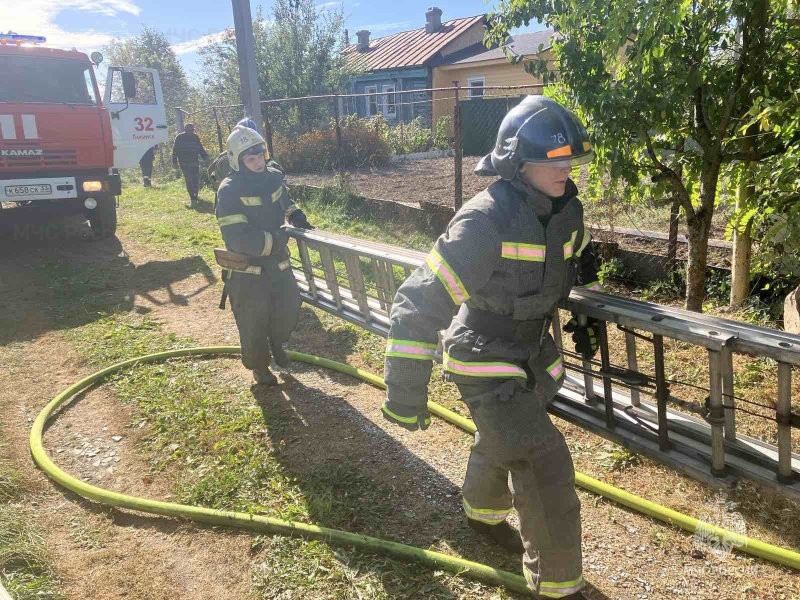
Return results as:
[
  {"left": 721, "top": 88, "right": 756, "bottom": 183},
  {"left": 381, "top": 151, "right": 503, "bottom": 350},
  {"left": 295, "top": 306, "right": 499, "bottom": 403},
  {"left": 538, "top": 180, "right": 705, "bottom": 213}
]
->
[
  {"left": 381, "top": 402, "right": 417, "bottom": 424},
  {"left": 501, "top": 242, "right": 546, "bottom": 262},
  {"left": 575, "top": 228, "right": 592, "bottom": 257},
  {"left": 426, "top": 248, "right": 469, "bottom": 304},
  {"left": 524, "top": 564, "right": 536, "bottom": 589},
  {"left": 443, "top": 352, "right": 527, "bottom": 378},
  {"left": 539, "top": 575, "right": 585, "bottom": 597},
  {"left": 271, "top": 185, "right": 285, "bottom": 203},
  {"left": 547, "top": 356, "right": 564, "bottom": 381},
  {"left": 240, "top": 196, "right": 262, "bottom": 206},
  {"left": 218, "top": 214, "right": 248, "bottom": 226},
  {"left": 462, "top": 498, "right": 511, "bottom": 524},
  {"left": 563, "top": 230, "right": 578, "bottom": 260},
  {"left": 386, "top": 338, "right": 437, "bottom": 360},
  {"left": 260, "top": 231, "right": 273, "bottom": 256}
]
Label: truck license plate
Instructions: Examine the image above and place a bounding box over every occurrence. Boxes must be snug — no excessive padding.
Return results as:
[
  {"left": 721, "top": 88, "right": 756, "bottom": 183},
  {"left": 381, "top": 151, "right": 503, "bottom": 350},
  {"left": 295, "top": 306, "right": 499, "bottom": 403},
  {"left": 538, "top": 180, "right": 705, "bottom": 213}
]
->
[{"left": 5, "top": 184, "right": 52, "bottom": 197}]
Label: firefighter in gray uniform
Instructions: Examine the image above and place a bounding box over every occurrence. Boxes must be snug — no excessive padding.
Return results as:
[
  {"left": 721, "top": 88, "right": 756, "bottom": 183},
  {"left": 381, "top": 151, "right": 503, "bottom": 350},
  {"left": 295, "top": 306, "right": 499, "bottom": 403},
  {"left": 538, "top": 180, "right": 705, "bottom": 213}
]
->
[
  {"left": 216, "top": 126, "right": 314, "bottom": 386},
  {"left": 382, "top": 96, "right": 603, "bottom": 599}
]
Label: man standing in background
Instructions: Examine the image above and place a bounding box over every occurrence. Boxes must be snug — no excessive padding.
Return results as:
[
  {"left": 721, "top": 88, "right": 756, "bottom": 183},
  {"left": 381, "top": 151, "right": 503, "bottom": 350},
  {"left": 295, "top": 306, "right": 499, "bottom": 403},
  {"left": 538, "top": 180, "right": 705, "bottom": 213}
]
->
[
  {"left": 139, "top": 145, "right": 156, "bottom": 188},
  {"left": 172, "top": 124, "right": 208, "bottom": 206}
]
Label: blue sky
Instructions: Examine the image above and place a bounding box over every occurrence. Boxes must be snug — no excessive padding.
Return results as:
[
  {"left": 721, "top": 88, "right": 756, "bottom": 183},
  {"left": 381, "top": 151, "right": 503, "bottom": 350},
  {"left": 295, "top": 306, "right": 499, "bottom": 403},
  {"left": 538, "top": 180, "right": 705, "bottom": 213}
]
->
[{"left": 4, "top": 1, "right": 546, "bottom": 76}]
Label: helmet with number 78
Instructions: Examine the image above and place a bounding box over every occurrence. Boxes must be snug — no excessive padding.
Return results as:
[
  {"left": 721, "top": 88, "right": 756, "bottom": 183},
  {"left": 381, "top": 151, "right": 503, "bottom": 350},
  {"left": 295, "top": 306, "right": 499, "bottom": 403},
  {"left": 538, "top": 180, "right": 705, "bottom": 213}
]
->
[
  {"left": 226, "top": 126, "right": 267, "bottom": 171},
  {"left": 474, "top": 95, "right": 594, "bottom": 180}
]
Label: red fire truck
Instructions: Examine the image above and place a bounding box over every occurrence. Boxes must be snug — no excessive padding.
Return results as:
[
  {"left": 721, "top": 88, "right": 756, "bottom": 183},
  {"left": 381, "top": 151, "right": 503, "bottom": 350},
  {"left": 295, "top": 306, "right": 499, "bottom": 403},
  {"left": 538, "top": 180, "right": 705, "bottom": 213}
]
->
[{"left": 0, "top": 33, "right": 168, "bottom": 238}]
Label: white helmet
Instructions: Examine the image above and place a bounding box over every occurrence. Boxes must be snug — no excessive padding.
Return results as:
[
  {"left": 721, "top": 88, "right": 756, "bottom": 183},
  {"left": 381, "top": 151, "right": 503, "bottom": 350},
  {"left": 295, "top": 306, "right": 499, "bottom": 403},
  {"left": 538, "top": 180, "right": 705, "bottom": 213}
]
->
[{"left": 227, "top": 126, "right": 267, "bottom": 171}]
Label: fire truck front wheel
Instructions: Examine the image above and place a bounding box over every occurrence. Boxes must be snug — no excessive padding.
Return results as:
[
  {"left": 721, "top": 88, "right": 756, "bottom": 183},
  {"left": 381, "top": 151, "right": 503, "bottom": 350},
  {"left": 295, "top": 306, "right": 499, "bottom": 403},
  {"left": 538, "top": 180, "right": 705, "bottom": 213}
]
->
[{"left": 87, "top": 195, "right": 118, "bottom": 239}]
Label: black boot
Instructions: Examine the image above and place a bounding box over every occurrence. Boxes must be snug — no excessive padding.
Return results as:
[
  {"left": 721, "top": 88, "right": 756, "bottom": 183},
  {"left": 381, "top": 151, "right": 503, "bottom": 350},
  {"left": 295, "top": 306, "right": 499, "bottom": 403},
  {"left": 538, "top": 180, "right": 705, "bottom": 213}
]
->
[
  {"left": 269, "top": 338, "right": 292, "bottom": 369},
  {"left": 252, "top": 367, "right": 278, "bottom": 386},
  {"left": 467, "top": 518, "right": 524, "bottom": 554}
]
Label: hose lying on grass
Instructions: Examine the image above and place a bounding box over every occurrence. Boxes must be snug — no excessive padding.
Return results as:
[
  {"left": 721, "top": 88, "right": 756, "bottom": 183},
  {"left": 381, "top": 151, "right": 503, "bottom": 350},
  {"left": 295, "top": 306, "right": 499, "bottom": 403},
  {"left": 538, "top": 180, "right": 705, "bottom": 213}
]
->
[{"left": 30, "top": 347, "right": 800, "bottom": 598}]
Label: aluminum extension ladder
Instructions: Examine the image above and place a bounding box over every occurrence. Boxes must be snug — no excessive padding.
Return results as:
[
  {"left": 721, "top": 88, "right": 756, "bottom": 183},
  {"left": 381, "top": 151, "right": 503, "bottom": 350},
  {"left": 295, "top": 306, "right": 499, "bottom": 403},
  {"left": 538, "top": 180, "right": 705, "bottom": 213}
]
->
[{"left": 286, "top": 227, "right": 800, "bottom": 501}]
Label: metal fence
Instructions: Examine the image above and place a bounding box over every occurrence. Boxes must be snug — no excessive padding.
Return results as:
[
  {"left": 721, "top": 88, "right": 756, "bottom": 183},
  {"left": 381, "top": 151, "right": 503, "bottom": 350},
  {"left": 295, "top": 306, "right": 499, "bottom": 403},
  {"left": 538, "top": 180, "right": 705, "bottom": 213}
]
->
[{"left": 176, "top": 84, "right": 729, "bottom": 285}]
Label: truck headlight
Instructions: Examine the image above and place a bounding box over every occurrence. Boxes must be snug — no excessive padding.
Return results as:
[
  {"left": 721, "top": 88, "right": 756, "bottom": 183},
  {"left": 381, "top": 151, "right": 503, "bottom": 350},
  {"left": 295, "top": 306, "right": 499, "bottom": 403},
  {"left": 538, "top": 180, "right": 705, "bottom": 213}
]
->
[
  {"left": 82, "top": 181, "right": 103, "bottom": 192},
  {"left": 84, "top": 197, "right": 98, "bottom": 210}
]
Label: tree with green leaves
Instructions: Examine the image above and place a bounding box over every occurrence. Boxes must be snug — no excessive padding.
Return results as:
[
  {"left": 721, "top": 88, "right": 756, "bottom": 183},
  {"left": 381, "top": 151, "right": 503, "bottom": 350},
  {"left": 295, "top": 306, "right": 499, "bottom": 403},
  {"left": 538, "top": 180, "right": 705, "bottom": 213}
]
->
[
  {"left": 199, "top": 0, "right": 352, "bottom": 135},
  {"left": 488, "top": 0, "right": 799, "bottom": 311},
  {"left": 104, "top": 27, "right": 190, "bottom": 124}
]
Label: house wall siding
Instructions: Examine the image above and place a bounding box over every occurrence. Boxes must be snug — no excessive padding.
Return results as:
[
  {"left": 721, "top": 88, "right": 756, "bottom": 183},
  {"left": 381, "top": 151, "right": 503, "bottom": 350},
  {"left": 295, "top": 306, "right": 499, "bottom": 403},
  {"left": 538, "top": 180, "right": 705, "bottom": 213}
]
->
[
  {"left": 432, "top": 54, "right": 551, "bottom": 131},
  {"left": 439, "top": 22, "right": 487, "bottom": 57}
]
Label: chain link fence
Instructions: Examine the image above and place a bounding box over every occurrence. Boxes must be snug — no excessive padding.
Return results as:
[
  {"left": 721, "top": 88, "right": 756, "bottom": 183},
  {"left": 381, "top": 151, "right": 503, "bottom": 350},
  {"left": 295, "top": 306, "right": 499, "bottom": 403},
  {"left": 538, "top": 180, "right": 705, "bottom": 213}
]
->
[{"left": 176, "top": 84, "right": 731, "bottom": 286}]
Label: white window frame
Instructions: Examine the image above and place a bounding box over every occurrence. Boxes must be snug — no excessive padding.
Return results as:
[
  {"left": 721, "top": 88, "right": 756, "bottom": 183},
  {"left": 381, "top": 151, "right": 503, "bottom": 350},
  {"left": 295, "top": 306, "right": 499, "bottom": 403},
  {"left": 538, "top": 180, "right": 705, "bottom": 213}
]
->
[
  {"left": 382, "top": 84, "right": 397, "bottom": 118},
  {"left": 365, "top": 85, "right": 378, "bottom": 116},
  {"left": 467, "top": 76, "right": 485, "bottom": 99}
]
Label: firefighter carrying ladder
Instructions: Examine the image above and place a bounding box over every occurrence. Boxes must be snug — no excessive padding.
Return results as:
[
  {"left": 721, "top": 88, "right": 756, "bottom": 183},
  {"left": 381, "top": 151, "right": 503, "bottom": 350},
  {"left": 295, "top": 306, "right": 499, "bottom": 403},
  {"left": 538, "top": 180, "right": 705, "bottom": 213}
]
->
[{"left": 285, "top": 226, "right": 800, "bottom": 501}]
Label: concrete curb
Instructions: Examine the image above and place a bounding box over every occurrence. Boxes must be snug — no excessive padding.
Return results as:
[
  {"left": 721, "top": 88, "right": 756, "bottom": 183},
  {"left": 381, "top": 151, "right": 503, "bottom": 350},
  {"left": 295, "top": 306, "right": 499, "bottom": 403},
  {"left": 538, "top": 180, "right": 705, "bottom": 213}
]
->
[{"left": 389, "top": 148, "right": 455, "bottom": 162}]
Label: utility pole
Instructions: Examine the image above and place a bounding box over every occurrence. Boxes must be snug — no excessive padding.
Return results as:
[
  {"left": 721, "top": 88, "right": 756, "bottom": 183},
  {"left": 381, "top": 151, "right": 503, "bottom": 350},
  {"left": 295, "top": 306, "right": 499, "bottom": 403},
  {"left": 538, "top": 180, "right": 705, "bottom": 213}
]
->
[{"left": 231, "top": 0, "right": 263, "bottom": 135}]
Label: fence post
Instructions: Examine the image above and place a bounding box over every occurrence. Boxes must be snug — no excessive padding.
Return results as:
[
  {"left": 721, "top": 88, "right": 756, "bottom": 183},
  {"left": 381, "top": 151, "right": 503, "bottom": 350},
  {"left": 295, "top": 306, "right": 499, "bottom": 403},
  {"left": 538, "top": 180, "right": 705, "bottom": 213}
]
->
[
  {"left": 263, "top": 105, "right": 274, "bottom": 158},
  {"left": 175, "top": 107, "right": 185, "bottom": 133},
  {"left": 212, "top": 108, "right": 224, "bottom": 153},
  {"left": 333, "top": 94, "right": 344, "bottom": 175},
  {"left": 453, "top": 81, "right": 462, "bottom": 212}
]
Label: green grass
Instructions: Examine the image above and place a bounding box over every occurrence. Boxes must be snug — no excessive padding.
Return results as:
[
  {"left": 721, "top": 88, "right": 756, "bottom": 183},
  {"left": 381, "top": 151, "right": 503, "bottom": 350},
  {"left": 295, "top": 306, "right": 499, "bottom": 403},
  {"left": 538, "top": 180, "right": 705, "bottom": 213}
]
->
[
  {"left": 67, "top": 311, "right": 510, "bottom": 599},
  {"left": 0, "top": 448, "right": 64, "bottom": 600},
  {"left": 118, "top": 181, "right": 221, "bottom": 262}
]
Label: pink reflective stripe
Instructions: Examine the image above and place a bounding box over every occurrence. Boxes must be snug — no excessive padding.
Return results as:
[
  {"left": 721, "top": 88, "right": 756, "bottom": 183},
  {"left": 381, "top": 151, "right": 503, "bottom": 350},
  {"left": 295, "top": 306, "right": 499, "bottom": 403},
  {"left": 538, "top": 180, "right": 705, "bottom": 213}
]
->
[
  {"left": 502, "top": 242, "right": 545, "bottom": 261},
  {"left": 581, "top": 281, "right": 604, "bottom": 292},
  {"left": 388, "top": 344, "right": 436, "bottom": 357},
  {"left": 444, "top": 352, "right": 527, "bottom": 378},
  {"left": 563, "top": 231, "right": 578, "bottom": 259},
  {"left": 576, "top": 228, "right": 592, "bottom": 256},
  {"left": 426, "top": 249, "right": 469, "bottom": 304},
  {"left": 548, "top": 358, "right": 564, "bottom": 380}
]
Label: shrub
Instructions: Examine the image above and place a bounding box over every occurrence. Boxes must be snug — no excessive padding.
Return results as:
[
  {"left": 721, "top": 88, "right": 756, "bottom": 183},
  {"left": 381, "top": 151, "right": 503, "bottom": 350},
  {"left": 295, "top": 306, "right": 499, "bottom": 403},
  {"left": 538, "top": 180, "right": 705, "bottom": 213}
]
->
[{"left": 272, "top": 117, "right": 390, "bottom": 173}]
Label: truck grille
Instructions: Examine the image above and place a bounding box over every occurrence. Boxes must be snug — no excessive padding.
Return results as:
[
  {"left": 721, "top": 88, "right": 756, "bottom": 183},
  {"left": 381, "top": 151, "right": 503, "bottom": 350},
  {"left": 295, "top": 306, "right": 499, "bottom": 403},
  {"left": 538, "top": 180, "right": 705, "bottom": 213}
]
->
[{"left": 0, "top": 148, "right": 78, "bottom": 169}]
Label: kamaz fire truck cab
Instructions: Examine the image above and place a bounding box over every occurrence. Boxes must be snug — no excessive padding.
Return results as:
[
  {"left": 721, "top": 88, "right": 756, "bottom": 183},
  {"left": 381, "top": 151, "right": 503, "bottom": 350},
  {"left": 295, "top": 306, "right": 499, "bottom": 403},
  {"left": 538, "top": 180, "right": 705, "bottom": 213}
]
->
[{"left": 0, "top": 33, "right": 168, "bottom": 238}]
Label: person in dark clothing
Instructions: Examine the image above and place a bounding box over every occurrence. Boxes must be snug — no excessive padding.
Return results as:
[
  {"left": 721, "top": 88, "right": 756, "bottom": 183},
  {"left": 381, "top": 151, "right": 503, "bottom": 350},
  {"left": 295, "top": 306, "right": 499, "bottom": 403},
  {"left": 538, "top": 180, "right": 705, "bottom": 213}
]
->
[
  {"left": 382, "top": 96, "right": 604, "bottom": 599},
  {"left": 172, "top": 123, "right": 208, "bottom": 206},
  {"left": 216, "top": 126, "right": 314, "bottom": 386},
  {"left": 139, "top": 145, "right": 156, "bottom": 187}
]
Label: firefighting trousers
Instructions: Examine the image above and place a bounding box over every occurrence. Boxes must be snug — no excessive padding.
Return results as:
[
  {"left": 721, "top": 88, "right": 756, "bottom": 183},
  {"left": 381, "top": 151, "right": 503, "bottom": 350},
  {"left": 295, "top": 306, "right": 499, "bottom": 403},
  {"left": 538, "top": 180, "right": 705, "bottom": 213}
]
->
[
  {"left": 458, "top": 378, "right": 584, "bottom": 598},
  {"left": 227, "top": 267, "right": 302, "bottom": 371},
  {"left": 180, "top": 165, "right": 200, "bottom": 200}
]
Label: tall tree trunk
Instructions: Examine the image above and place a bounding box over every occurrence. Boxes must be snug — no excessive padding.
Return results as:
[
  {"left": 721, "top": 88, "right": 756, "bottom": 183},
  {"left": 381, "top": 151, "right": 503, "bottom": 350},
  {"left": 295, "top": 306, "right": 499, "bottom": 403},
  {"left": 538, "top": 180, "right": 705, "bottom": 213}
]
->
[
  {"left": 686, "top": 213, "right": 713, "bottom": 311},
  {"left": 667, "top": 198, "right": 681, "bottom": 272},
  {"left": 685, "top": 158, "right": 721, "bottom": 312},
  {"left": 667, "top": 139, "right": 685, "bottom": 272},
  {"left": 730, "top": 130, "right": 757, "bottom": 307}
]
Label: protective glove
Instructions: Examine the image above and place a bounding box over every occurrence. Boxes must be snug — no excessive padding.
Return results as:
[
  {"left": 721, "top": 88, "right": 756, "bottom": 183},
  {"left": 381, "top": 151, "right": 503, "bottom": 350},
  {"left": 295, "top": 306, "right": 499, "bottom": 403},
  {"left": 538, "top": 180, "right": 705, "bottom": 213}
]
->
[
  {"left": 563, "top": 315, "right": 601, "bottom": 360},
  {"left": 381, "top": 399, "right": 431, "bottom": 432},
  {"left": 271, "top": 229, "right": 290, "bottom": 254},
  {"left": 288, "top": 209, "right": 314, "bottom": 230}
]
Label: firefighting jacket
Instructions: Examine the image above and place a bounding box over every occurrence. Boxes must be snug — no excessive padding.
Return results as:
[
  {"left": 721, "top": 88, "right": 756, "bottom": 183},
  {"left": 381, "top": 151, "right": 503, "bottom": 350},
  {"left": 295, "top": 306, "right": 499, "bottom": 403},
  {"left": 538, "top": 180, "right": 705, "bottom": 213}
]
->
[
  {"left": 384, "top": 178, "right": 601, "bottom": 413},
  {"left": 215, "top": 165, "right": 302, "bottom": 267}
]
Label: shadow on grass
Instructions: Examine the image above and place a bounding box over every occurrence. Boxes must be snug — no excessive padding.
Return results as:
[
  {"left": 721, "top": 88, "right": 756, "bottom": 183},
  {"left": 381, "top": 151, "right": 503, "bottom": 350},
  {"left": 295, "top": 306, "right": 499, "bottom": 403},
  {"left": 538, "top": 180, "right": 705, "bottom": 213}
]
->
[
  {"left": 0, "top": 210, "right": 218, "bottom": 345},
  {"left": 249, "top": 372, "right": 535, "bottom": 597}
]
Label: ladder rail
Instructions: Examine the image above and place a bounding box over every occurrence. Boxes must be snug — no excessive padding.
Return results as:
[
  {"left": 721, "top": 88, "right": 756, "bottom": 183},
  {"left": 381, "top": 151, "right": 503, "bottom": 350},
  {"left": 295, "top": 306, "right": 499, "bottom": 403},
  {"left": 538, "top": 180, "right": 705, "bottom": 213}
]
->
[{"left": 286, "top": 228, "right": 800, "bottom": 498}]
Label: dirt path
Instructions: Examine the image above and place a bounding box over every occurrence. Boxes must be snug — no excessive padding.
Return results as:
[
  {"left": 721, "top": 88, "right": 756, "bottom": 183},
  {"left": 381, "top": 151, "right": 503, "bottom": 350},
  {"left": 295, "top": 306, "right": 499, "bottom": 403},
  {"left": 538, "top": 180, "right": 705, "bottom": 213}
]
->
[{"left": 1, "top": 216, "right": 798, "bottom": 600}]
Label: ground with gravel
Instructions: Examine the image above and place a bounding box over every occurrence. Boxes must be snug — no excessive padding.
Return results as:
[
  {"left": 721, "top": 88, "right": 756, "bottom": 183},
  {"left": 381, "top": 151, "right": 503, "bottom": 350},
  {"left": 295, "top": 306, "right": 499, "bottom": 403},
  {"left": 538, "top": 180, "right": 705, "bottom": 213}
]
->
[{"left": 0, "top": 182, "right": 798, "bottom": 599}]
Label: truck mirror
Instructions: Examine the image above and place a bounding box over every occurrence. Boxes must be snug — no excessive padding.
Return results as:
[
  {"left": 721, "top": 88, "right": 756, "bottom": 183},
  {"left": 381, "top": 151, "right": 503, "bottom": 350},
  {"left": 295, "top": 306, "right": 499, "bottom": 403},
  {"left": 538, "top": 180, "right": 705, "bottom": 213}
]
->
[{"left": 122, "top": 71, "right": 137, "bottom": 99}]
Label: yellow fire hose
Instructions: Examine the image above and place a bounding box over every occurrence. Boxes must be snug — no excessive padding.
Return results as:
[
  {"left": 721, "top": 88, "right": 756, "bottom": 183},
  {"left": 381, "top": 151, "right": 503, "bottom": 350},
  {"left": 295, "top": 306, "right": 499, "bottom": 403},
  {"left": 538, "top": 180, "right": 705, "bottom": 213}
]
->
[{"left": 29, "top": 347, "right": 800, "bottom": 597}]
